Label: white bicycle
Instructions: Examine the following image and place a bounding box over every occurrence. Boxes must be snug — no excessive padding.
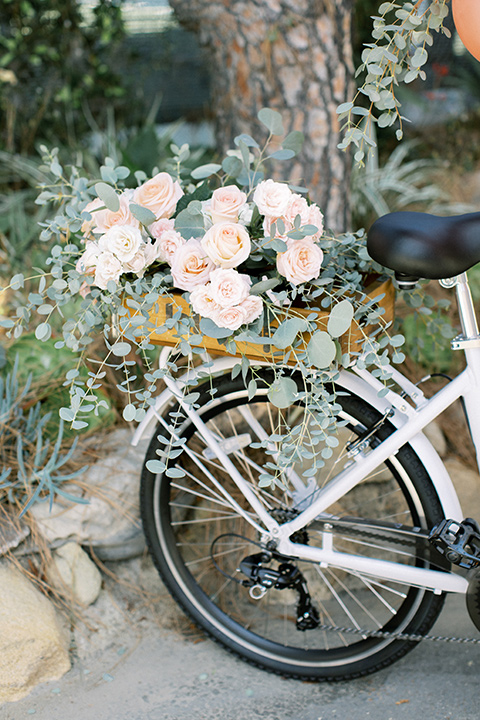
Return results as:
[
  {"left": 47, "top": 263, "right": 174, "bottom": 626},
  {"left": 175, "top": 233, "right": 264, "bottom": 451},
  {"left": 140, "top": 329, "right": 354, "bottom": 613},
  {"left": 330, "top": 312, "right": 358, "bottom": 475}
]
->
[{"left": 132, "top": 210, "right": 480, "bottom": 680}]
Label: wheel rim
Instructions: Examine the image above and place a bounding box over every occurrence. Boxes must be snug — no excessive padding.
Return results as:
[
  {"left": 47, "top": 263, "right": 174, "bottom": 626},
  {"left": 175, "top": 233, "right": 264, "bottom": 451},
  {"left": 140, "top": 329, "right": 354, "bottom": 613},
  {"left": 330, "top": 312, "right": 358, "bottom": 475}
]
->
[{"left": 146, "top": 383, "right": 443, "bottom": 670}]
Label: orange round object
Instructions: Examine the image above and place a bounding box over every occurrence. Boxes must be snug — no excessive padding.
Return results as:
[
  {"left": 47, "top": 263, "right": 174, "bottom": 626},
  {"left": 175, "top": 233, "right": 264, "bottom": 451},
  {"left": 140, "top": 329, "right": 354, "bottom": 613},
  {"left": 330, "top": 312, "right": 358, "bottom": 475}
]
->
[{"left": 452, "top": 0, "right": 480, "bottom": 62}]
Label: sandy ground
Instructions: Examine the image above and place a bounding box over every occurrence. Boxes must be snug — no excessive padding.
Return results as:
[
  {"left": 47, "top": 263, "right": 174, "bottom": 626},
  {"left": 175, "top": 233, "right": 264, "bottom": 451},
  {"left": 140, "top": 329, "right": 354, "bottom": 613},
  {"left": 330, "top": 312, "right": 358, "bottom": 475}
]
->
[{"left": 2, "top": 550, "right": 480, "bottom": 720}]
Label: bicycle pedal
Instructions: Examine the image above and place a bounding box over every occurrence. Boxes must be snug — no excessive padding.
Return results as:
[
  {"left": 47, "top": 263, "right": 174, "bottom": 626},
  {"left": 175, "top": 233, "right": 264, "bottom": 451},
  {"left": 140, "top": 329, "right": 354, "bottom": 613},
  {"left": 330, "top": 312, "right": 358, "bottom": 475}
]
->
[{"left": 429, "top": 518, "right": 480, "bottom": 569}]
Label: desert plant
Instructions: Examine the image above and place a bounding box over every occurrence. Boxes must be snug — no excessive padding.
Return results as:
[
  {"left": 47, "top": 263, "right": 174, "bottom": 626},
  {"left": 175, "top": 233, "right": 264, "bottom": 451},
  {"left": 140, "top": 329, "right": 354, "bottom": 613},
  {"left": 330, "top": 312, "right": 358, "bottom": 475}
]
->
[{"left": 0, "top": 357, "right": 88, "bottom": 514}]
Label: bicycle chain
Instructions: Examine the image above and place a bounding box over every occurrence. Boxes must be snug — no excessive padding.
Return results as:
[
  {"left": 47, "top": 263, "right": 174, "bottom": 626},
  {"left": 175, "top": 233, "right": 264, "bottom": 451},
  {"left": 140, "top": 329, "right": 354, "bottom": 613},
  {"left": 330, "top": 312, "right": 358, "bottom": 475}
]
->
[{"left": 316, "top": 621, "right": 480, "bottom": 644}]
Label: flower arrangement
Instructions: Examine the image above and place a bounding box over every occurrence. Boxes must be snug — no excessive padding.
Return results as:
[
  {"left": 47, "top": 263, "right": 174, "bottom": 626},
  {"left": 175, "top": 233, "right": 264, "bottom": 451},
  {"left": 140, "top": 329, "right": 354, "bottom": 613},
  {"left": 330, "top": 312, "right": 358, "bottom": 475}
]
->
[{"left": 0, "top": 109, "right": 399, "bottom": 488}]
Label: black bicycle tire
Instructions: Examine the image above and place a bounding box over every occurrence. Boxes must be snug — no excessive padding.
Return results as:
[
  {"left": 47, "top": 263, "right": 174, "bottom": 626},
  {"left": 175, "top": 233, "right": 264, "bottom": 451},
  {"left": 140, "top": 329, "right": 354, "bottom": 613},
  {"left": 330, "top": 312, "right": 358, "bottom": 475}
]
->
[{"left": 140, "top": 372, "right": 447, "bottom": 680}]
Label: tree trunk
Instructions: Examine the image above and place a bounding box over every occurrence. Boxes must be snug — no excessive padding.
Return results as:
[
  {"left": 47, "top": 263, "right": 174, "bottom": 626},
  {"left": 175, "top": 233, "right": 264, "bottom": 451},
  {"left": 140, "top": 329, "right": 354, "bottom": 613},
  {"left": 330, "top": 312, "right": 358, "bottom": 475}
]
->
[{"left": 169, "top": 0, "right": 354, "bottom": 232}]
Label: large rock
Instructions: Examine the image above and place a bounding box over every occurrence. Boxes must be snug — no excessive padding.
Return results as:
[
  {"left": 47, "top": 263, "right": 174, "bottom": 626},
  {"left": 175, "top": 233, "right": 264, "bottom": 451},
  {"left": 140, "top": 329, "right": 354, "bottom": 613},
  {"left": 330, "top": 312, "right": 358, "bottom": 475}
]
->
[
  {"left": 0, "top": 564, "right": 70, "bottom": 703},
  {"left": 31, "top": 430, "right": 149, "bottom": 560},
  {"left": 46, "top": 542, "right": 102, "bottom": 606}
]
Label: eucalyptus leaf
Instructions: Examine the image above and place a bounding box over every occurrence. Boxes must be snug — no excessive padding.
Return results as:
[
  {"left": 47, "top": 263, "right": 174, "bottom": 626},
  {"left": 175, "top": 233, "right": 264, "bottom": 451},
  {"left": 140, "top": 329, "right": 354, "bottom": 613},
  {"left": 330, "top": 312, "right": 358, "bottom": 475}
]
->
[
  {"left": 191, "top": 163, "right": 222, "bottom": 179},
  {"left": 175, "top": 207, "right": 205, "bottom": 239},
  {"left": 307, "top": 331, "right": 337, "bottom": 369},
  {"left": 257, "top": 108, "right": 284, "bottom": 135},
  {"left": 199, "top": 318, "right": 233, "bottom": 339},
  {"left": 129, "top": 203, "right": 157, "bottom": 226},
  {"left": 327, "top": 300, "right": 354, "bottom": 338},
  {"left": 271, "top": 318, "right": 308, "bottom": 350},
  {"left": 267, "top": 377, "right": 298, "bottom": 409},
  {"left": 95, "top": 182, "right": 120, "bottom": 212}
]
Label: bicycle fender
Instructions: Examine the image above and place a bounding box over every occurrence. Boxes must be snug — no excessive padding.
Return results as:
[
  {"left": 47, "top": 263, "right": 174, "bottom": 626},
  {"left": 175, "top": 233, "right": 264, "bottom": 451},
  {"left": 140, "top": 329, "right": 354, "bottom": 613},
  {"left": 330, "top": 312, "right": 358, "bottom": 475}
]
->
[
  {"left": 131, "top": 361, "right": 463, "bottom": 522},
  {"left": 336, "top": 369, "right": 463, "bottom": 521}
]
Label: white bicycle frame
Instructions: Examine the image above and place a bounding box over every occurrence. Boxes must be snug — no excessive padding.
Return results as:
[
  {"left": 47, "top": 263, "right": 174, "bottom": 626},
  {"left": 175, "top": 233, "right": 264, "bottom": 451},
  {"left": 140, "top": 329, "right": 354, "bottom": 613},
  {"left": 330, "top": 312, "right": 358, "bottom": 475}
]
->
[{"left": 132, "top": 272, "right": 480, "bottom": 597}]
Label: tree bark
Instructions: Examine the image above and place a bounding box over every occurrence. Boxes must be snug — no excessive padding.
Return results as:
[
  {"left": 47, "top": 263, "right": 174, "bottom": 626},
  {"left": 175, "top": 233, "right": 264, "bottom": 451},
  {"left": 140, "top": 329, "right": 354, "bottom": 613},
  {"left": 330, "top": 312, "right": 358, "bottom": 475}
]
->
[{"left": 169, "top": 0, "right": 354, "bottom": 232}]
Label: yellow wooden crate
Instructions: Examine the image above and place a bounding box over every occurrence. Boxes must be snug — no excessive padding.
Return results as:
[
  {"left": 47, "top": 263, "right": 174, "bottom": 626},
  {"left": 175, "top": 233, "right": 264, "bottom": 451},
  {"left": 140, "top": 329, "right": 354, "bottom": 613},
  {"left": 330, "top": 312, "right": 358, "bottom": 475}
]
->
[{"left": 122, "top": 276, "right": 394, "bottom": 363}]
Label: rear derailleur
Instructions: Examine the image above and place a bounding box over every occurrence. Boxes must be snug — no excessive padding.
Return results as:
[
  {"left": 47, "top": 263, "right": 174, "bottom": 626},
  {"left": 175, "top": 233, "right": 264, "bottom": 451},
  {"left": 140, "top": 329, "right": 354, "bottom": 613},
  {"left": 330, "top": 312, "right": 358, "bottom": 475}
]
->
[{"left": 238, "top": 551, "right": 320, "bottom": 631}]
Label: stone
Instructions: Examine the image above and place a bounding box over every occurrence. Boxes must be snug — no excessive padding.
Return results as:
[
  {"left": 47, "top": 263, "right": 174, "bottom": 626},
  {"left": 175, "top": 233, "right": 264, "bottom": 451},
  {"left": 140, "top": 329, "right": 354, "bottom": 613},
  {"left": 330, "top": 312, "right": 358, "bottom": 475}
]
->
[
  {"left": 424, "top": 420, "right": 448, "bottom": 457},
  {"left": 444, "top": 458, "right": 480, "bottom": 521},
  {"left": 0, "top": 509, "right": 29, "bottom": 555},
  {"left": 46, "top": 542, "right": 102, "bottom": 606},
  {"left": 30, "top": 430, "right": 149, "bottom": 561},
  {"left": 0, "top": 563, "right": 70, "bottom": 703}
]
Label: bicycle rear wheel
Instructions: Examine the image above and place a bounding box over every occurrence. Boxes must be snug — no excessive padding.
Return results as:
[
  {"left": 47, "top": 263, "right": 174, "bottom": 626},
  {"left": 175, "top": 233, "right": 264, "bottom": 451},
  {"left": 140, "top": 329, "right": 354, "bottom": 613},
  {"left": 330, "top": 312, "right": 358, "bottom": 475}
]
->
[{"left": 140, "top": 372, "right": 446, "bottom": 680}]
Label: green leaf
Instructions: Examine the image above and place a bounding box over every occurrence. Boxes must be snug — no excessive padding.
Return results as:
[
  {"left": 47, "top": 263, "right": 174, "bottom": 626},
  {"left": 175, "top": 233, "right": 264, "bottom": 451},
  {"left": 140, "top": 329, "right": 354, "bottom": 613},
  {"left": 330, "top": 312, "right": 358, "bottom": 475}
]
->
[
  {"left": 257, "top": 108, "right": 284, "bottom": 135},
  {"left": 271, "top": 318, "right": 308, "bottom": 350},
  {"left": 267, "top": 149, "right": 295, "bottom": 161},
  {"left": 146, "top": 459, "right": 166, "bottom": 474},
  {"left": 327, "top": 300, "right": 354, "bottom": 338},
  {"left": 165, "top": 467, "right": 186, "bottom": 478},
  {"left": 175, "top": 207, "right": 205, "bottom": 239},
  {"left": 123, "top": 404, "right": 136, "bottom": 422},
  {"left": 282, "top": 131, "right": 304, "bottom": 155},
  {"left": 191, "top": 163, "right": 222, "bottom": 179},
  {"left": 129, "top": 203, "right": 157, "bottom": 226},
  {"left": 234, "top": 133, "right": 260, "bottom": 148},
  {"left": 222, "top": 156, "right": 244, "bottom": 178},
  {"left": 199, "top": 317, "right": 233, "bottom": 339},
  {"left": 307, "top": 331, "right": 337, "bottom": 369},
  {"left": 267, "top": 377, "right": 297, "bottom": 409},
  {"left": 35, "top": 322, "right": 51, "bottom": 341},
  {"left": 250, "top": 277, "right": 280, "bottom": 295},
  {"left": 95, "top": 182, "right": 120, "bottom": 212},
  {"left": 111, "top": 341, "right": 132, "bottom": 357}
]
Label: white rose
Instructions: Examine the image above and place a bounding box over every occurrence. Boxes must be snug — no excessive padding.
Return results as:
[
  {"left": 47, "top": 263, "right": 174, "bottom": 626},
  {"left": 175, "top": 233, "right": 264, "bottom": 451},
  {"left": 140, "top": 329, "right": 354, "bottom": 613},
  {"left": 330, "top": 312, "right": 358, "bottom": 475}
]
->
[
  {"left": 253, "top": 179, "right": 292, "bottom": 218},
  {"left": 189, "top": 284, "right": 220, "bottom": 319},
  {"left": 240, "top": 294, "right": 264, "bottom": 324},
  {"left": 150, "top": 218, "right": 175, "bottom": 239},
  {"left": 98, "top": 224, "right": 143, "bottom": 263},
  {"left": 213, "top": 304, "right": 249, "bottom": 331},
  {"left": 209, "top": 268, "right": 251, "bottom": 308},
  {"left": 201, "top": 222, "right": 251, "bottom": 269},
  {"left": 171, "top": 238, "right": 215, "bottom": 291},
  {"left": 94, "top": 251, "right": 123, "bottom": 289},
  {"left": 124, "top": 247, "right": 148, "bottom": 276},
  {"left": 276, "top": 239, "right": 324, "bottom": 285}
]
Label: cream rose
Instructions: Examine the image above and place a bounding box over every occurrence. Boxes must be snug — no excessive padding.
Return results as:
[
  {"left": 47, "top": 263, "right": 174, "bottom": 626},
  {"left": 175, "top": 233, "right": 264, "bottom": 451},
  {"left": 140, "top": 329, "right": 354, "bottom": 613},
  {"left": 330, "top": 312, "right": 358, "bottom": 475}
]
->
[
  {"left": 213, "top": 305, "right": 249, "bottom": 331},
  {"left": 189, "top": 284, "right": 220, "bottom": 319},
  {"left": 209, "top": 185, "right": 247, "bottom": 224},
  {"left": 253, "top": 179, "right": 292, "bottom": 218},
  {"left": 133, "top": 172, "right": 183, "bottom": 219},
  {"left": 277, "top": 239, "right": 324, "bottom": 285},
  {"left": 240, "top": 294, "right": 264, "bottom": 324},
  {"left": 171, "top": 238, "right": 215, "bottom": 291},
  {"left": 98, "top": 224, "right": 143, "bottom": 263},
  {"left": 209, "top": 268, "right": 251, "bottom": 308},
  {"left": 76, "top": 241, "right": 100, "bottom": 275},
  {"left": 201, "top": 222, "right": 251, "bottom": 269},
  {"left": 94, "top": 251, "right": 123, "bottom": 289}
]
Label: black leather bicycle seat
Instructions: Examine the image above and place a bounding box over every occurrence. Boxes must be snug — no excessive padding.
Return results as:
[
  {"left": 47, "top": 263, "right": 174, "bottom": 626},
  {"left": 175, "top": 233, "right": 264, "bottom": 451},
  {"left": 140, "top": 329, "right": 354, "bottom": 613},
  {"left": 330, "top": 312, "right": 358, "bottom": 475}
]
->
[{"left": 367, "top": 211, "right": 480, "bottom": 279}]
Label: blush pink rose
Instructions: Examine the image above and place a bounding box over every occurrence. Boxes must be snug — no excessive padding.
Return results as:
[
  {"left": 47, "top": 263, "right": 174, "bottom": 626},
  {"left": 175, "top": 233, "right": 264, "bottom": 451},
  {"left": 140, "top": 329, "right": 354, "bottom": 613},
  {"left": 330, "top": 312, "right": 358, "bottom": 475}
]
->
[
  {"left": 93, "top": 192, "right": 140, "bottom": 235},
  {"left": 150, "top": 218, "right": 175, "bottom": 239},
  {"left": 209, "top": 185, "right": 247, "bottom": 224},
  {"left": 124, "top": 247, "right": 148, "bottom": 276},
  {"left": 154, "top": 229, "right": 185, "bottom": 265},
  {"left": 209, "top": 268, "right": 251, "bottom": 308},
  {"left": 240, "top": 294, "right": 264, "bottom": 324},
  {"left": 81, "top": 198, "right": 106, "bottom": 236},
  {"left": 201, "top": 222, "right": 251, "bottom": 268},
  {"left": 213, "top": 305, "right": 249, "bottom": 331},
  {"left": 276, "top": 239, "right": 324, "bottom": 285},
  {"left": 171, "top": 238, "right": 215, "bottom": 291},
  {"left": 133, "top": 172, "right": 183, "bottom": 219},
  {"left": 253, "top": 179, "right": 292, "bottom": 218}
]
